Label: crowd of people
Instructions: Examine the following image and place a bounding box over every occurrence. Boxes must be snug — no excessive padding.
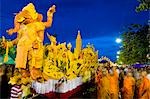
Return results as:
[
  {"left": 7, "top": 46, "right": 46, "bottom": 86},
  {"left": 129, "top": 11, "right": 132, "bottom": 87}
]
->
[
  {"left": 1, "top": 64, "right": 150, "bottom": 99},
  {"left": 95, "top": 65, "right": 150, "bottom": 99}
]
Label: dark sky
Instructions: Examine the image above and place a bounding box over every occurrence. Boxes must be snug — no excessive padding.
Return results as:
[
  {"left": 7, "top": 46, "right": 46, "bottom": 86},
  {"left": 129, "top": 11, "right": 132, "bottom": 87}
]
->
[{"left": 0, "top": 0, "right": 148, "bottom": 61}]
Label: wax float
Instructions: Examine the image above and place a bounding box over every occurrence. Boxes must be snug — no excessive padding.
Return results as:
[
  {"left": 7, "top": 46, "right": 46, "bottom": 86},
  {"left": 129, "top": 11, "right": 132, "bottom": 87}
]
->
[{"left": 2, "top": 3, "right": 98, "bottom": 97}]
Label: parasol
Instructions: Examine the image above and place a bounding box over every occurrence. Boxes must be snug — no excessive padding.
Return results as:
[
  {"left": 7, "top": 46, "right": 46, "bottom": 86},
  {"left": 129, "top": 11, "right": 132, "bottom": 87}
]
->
[{"left": 132, "top": 64, "right": 145, "bottom": 68}]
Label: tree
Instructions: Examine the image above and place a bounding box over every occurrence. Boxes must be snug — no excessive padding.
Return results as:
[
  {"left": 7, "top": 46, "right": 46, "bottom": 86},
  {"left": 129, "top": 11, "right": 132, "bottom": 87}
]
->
[
  {"left": 136, "top": 0, "right": 150, "bottom": 12},
  {"left": 117, "top": 24, "right": 149, "bottom": 65}
]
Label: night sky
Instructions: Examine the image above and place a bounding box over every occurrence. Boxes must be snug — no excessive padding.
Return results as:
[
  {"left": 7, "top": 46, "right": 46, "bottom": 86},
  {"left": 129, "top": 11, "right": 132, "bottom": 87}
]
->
[{"left": 0, "top": 0, "right": 148, "bottom": 61}]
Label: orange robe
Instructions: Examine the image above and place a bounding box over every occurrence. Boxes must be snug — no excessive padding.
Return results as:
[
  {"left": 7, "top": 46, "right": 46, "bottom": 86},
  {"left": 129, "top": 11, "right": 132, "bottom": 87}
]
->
[
  {"left": 109, "top": 71, "right": 119, "bottom": 99},
  {"left": 138, "top": 77, "right": 150, "bottom": 99},
  {"left": 100, "top": 75, "right": 110, "bottom": 99},
  {"left": 95, "top": 71, "right": 102, "bottom": 99},
  {"left": 123, "top": 76, "right": 135, "bottom": 99},
  {"left": 95, "top": 71, "right": 102, "bottom": 84}
]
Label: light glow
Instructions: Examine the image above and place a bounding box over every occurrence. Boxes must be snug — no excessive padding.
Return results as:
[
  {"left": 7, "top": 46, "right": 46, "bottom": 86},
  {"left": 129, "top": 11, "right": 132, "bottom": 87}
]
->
[
  {"left": 116, "top": 56, "right": 119, "bottom": 59},
  {"left": 116, "top": 38, "right": 122, "bottom": 43},
  {"left": 117, "top": 51, "right": 120, "bottom": 54}
]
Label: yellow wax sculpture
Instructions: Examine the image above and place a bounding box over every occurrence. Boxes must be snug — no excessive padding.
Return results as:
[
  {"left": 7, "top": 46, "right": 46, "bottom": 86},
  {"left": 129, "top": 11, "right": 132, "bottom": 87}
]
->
[
  {"left": 7, "top": 3, "right": 56, "bottom": 70},
  {"left": 6, "top": 3, "right": 99, "bottom": 84},
  {"left": 74, "top": 30, "right": 82, "bottom": 58},
  {"left": 43, "top": 30, "right": 98, "bottom": 80}
]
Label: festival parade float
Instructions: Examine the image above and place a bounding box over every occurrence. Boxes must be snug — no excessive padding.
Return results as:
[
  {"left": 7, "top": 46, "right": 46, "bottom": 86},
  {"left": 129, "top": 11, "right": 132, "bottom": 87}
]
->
[{"left": 1, "top": 3, "right": 98, "bottom": 98}]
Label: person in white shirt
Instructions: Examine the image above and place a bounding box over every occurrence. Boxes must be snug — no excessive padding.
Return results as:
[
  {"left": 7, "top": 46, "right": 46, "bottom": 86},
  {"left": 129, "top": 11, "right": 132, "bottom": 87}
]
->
[{"left": 10, "top": 78, "right": 22, "bottom": 99}]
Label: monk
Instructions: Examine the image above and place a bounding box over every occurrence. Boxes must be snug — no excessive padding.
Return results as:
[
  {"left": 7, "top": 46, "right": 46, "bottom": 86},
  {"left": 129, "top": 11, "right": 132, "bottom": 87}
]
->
[
  {"left": 122, "top": 72, "right": 135, "bottom": 99},
  {"left": 109, "top": 66, "right": 119, "bottom": 99},
  {"left": 99, "top": 69, "right": 110, "bottom": 99},
  {"left": 138, "top": 71, "right": 150, "bottom": 99},
  {"left": 95, "top": 66, "right": 102, "bottom": 83},
  {"left": 95, "top": 66, "right": 102, "bottom": 99}
]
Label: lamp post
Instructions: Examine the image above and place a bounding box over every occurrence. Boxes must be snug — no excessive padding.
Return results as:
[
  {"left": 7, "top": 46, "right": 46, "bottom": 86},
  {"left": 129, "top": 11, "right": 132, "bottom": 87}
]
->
[
  {"left": 116, "top": 56, "right": 119, "bottom": 59},
  {"left": 117, "top": 51, "right": 120, "bottom": 54},
  {"left": 115, "top": 38, "right": 122, "bottom": 44},
  {"left": 115, "top": 38, "right": 122, "bottom": 64}
]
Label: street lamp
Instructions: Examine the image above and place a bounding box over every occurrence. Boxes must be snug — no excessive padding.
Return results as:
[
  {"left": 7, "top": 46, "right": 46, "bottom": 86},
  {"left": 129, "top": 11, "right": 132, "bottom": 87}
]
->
[
  {"left": 116, "top": 38, "right": 122, "bottom": 44},
  {"left": 115, "top": 37, "right": 122, "bottom": 62},
  {"left": 117, "top": 51, "right": 120, "bottom": 54},
  {"left": 116, "top": 56, "right": 119, "bottom": 59}
]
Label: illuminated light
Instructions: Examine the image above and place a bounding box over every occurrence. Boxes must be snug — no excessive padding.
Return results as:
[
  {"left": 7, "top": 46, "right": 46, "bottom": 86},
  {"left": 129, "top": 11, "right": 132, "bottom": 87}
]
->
[
  {"left": 116, "top": 38, "right": 122, "bottom": 43},
  {"left": 117, "top": 51, "right": 120, "bottom": 54},
  {"left": 116, "top": 56, "right": 119, "bottom": 59}
]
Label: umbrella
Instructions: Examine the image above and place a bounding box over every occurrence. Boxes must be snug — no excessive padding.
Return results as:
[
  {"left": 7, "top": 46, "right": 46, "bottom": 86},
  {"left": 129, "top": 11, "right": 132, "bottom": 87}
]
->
[{"left": 132, "top": 64, "right": 145, "bottom": 68}]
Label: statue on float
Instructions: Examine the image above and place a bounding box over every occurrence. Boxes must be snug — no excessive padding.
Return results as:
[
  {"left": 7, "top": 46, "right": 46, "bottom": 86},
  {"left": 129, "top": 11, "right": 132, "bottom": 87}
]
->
[
  {"left": 2, "top": 2, "right": 99, "bottom": 84},
  {"left": 3, "top": 3, "right": 56, "bottom": 79},
  {"left": 1, "top": 2, "right": 100, "bottom": 97},
  {"left": 2, "top": 3, "right": 56, "bottom": 98}
]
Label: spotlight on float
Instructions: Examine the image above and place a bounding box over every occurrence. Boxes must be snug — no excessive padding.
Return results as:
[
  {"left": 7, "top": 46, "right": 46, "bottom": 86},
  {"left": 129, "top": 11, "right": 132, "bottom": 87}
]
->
[{"left": 116, "top": 38, "right": 122, "bottom": 44}]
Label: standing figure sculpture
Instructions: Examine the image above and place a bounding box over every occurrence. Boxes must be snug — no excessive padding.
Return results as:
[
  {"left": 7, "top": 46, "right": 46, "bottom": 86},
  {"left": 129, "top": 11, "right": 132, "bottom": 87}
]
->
[{"left": 6, "top": 3, "right": 56, "bottom": 71}]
